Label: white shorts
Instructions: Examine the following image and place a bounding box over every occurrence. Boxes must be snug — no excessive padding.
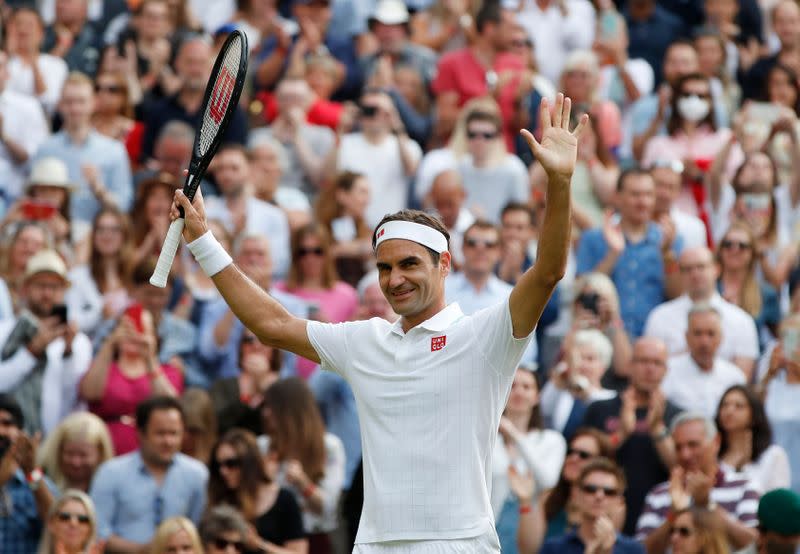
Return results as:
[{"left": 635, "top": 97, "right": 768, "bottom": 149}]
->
[{"left": 352, "top": 532, "right": 500, "bottom": 553}]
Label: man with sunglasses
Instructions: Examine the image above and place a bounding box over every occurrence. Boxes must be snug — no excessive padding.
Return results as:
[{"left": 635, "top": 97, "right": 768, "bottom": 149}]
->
[{"left": 540, "top": 458, "right": 644, "bottom": 554}]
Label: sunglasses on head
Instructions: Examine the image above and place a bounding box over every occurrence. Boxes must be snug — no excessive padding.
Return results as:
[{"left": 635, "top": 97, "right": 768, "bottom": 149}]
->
[
  {"left": 671, "top": 525, "right": 693, "bottom": 538},
  {"left": 212, "top": 537, "right": 245, "bottom": 552},
  {"left": 298, "top": 247, "right": 324, "bottom": 257},
  {"left": 57, "top": 511, "right": 91, "bottom": 524},
  {"left": 567, "top": 447, "right": 594, "bottom": 460},
  {"left": 467, "top": 130, "right": 498, "bottom": 140},
  {"left": 95, "top": 84, "right": 123, "bottom": 94},
  {"left": 580, "top": 484, "right": 620, "bottom": 497},
  {"left": 720, "top": 239, "right": 751, "bottom": 251},
  {"left": 217, "top": 457, "right": 242, "bottom": 469}
]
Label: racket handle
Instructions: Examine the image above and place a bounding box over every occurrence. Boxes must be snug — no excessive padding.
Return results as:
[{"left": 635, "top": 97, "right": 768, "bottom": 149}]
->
[{"left": 150, "top": 219, "right": 185, "bottom": 288}]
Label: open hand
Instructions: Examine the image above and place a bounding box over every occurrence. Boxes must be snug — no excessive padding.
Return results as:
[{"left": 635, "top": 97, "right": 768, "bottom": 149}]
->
[{"left": 520, "top": 93, "right": 588, "bottom": 180}]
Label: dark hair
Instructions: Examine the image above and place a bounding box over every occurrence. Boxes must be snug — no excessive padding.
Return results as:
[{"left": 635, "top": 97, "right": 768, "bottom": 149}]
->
[
  {"left": 237, "top": 333, "right": 283, "bottom": 373},
  {"left": 129, "top": 257, "right": 172, "bottom": 288},
  {"left": 135, "top": 395, "right": 184, "bottom": 431},
  {"left": 716, "top": 385, "right": 773, "bottom": 464},
  {"left": 216, "top": 143, "right": 249, "bottom": 160},
  {"left": 131, "top": 174, "right": 177, "bottom": 250},
  {"left": 732, "top": 152, "right": 778, "bottom": 193},
  {"left": 667, "top": 73, "right": 715, "bottom": 135},
  {"left": 208, "top": 429, "right": 270, "bottom": 520},
  {"left": 465, "top": 109, "right": 502, "bottom": 132},
  {"left": 500, "top": 202, "right": 536, "bottom": 227},
  {"left": 616, "top": 167, "right": 652, "bottom": 192},
  {"left": 89, "top": 208, "right": 133, "bottom": 294},
  {"left": 199, "top": 505, "right": 248, "bottom": 547},
  {"left": 578, "top": 457, "right": 627, "bottom": 493},
  {"left": 315, "top": 171, "right": 371, "bottom": 242},
  {"left": 463, "top": 219, "right": 500, "bottom": 243},
  {"left": 285, "top": 222, "right": 339, "bottom": 290},
  {"left": 372, "top": 209, "right": 451, "bottom": 264},
  {"left": 664, "top": 39, "right": 697, "bottom": 65},
  {"left": 475, "top": 1, "right": 503, "bottom": 33},
  {"left": 11, "top": 6, "right": 44, "bottom": 28},
  {"left": 765, "top": 63, "right": 800, "bottom": 116},
  {"left": 0, "top": 394, "right": 23, "bottom": 429}
]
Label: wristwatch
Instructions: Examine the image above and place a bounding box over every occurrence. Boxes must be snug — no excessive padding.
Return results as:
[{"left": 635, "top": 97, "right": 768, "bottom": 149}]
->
[{"left": 26, "top": 468, "right": 44, "bottom": 491}]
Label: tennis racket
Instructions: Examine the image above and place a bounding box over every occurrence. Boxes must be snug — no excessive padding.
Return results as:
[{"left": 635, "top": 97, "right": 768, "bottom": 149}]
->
[{"left": 150, "top": 30, "right": 249, "bottom": 288}]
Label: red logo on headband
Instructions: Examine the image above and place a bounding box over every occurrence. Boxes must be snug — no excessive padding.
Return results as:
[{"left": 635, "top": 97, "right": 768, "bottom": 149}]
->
[
  {"left": 431, "top": 336, "right": 446, "bottom": 352},
  {"left": 378, "top": 228, "right": 385, "bottom": 238}
]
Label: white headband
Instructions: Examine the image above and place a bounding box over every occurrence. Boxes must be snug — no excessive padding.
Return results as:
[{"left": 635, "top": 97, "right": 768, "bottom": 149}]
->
[{"left": 374, "top": 221, "right": 448, "bottom": 253}]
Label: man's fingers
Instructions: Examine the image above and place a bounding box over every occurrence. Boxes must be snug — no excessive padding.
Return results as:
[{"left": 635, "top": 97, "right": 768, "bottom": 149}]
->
[
  {"left": 539, "top": 97, "right": 551, "bottom": 130},
  {"left": 572, "top": 113, "right": 590, "bottom": 138},
  {"left": 562, "top": 96, "right": 571, "bottom": 130},
  {"left": 519, "top": 129, "right": 541, "bottom": 157},
  {"left": 552, "top": 93, "right": 564, "bottom": 129}
]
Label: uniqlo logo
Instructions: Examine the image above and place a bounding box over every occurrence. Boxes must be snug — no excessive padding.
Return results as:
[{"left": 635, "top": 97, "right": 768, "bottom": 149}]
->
[
  {"left": 208, "top": 67, "right": 235, "bottom": 124},
  {"left": 378, "top": 228, "right": 385, "bottom": 238},
  {"left": 431, "top": 336, "right": 447, "bottom": 351}
]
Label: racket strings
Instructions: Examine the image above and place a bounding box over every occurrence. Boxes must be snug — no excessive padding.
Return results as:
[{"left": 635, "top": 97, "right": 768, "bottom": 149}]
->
[{"left": 199, "top": 35, "right": 243, "bottom": 156}]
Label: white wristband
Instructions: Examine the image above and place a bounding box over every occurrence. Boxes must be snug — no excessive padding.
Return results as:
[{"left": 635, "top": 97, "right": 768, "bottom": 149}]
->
[{"left": 187, "top": 230, "right": 233, "bottom": 277}]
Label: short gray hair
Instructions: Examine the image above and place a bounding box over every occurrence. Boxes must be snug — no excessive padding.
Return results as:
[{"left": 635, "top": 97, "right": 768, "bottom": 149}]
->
[
  {"left": 356, "top": 270, "right": 380, "bottom": 300},
  {"left": 572, "top": 329, "right": 613, "bottom": 370},
  {"left": 247, "top": 129, "right": 289, "bottom": 173},
  {"left": 670, "top": 411, "right": 718, "bottom": 439},
  {"left": 687, "top": 302, "right": 721, "bottom": 321},
  {"left": 156, "top": 120, "right": 195, "bottom": 148},
  {"left": 233, "top": 231, "right": 270, "bottom": 257},
  {"left": 198, "top": 505, "right": 248, "bottom": 546}
]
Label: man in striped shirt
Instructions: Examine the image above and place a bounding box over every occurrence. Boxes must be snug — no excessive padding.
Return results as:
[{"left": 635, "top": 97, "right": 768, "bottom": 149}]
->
[{"left": 636, "top": 412, "right": 760, "bottom": 553}]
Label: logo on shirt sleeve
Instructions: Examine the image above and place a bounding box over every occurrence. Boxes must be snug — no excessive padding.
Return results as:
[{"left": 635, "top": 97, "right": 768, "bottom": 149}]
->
[{"left": 431, "top": 335, "right": 447, "bottom": 352}]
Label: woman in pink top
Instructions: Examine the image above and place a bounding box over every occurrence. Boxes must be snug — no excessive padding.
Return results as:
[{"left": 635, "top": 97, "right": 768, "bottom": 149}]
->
[
  {"left": 79, "top": 306, "right": 182, "bottom": 455},
  {"left": 275, "top": 223, "right": 358, "bottom": 379}
]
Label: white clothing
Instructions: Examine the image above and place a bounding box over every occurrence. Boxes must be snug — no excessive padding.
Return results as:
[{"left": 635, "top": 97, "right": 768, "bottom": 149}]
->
[
  {"left": 39, "top": 0, "right": 104, "bottom": 24},
  {"left": 598, "top": 59, "right": 654, "bottom": 111},
  {"left": 0, "top": 279, "right": 12, "bottom": 321},
  {"left": 662, "top": 353, "right": 745, "bottom": 418},
  {"left": 0, "top": 89, "right": 49, "bottom": 201},
  {"left": 445, "top": 273, "right": 512, "bottom": 316},
  {"left": 257, "top": 433, "right": 345, "bottom": 533},
  {"left": 709, "top": 182, "right": 795, "bottom": 245},
  {"left": 65, "top": 265, "right": 105, "bottom": 336},
  {"left": 338, "top": 133, "right": 422, "bottom": 227},
  {"left": 0, "top": 318, "right": 91, "bottom": 434},
  {"left": 539, "top": 381, "right": 616, "bottom": 434},
  {"left": 414, "top": 148, "right": 459, "bottom": 202},
  {"left": 353, "top": 531, "right": 500, "bottom": 553},
  {"left": 307, "top": 301, "right": 533, "bottom": 543},
  {"left": 671, "top": 207, "right": 708, "bottom": 250},
  {"left": 190, "top": 0, "right": 236, "bottom": 33},
  {"left": 643, "top": 293, "right": 759, "bottom": 364},
  {"left": 7, "top": 54, "right": 68, "bottom": 116},
  {"left": 490, "top": 429, "right": 566, "bottom": 516},
  {"left": 204, "top": 195, "right": 291, "bottom": 279},
  {"left": 720, "top": 443, "right": 791, "bottom": 494}
]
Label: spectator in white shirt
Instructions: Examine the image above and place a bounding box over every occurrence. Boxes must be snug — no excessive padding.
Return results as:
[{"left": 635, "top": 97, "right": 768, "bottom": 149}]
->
[
  {"left": 6, "top": 7, "right": 69, "bottom": 117},
  {"left": 649, "top": 160, "right": 708, "bottom": 250},
  {"left": 427, "top": 170, "right": 474, "bottom": 272},
  {"left": 204, "top": 145, "right": 291, "bottom": 279},
  {"left": 662, "top": 303, "right": 745, "bottom": 417},
  {"left": 643, "top": 246, "right": 759, "bottom": 379}
]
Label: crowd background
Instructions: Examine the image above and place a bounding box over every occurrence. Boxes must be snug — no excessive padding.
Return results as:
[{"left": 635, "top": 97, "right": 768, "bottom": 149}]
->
[{"left": 0, "top": 0, "right": 800, "bottom": 553}]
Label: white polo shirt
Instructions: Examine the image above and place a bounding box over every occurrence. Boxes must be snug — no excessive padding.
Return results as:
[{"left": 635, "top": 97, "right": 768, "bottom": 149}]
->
[
  {"left": 662, "top": 353, "right": 745, "bottom": 418},
  {"left": 307, "top": 300, "right": 532, "bottom": 544},
  {"left": 642, "top": 293, "right": 759, "bottom": 363}
]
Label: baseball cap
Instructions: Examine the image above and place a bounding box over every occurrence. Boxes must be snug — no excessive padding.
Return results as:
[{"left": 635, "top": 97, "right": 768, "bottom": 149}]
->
[
  {"left": 758, "top": 488, "right": 800, "bottom": 536},
  {"left": 370, "top": 0, "right": 409, "bottom": 25},
  {"left": 23, "top": 250, "right": 69, "bottom": 285}
]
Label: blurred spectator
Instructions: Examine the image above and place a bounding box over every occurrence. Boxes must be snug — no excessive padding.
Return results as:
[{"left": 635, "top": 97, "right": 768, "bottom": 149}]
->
[
  {"left": 36, "top": 72, "right": 134, "bottom": 224},
  {"left": 0, "top": 393, "right": 57, "bottom": 554},
  {"left": 181, "top": 219, "right": 230, "bottom": 317},
  {"left": 756, "top": 488, "right": 800, "bottom": 554},
  {"left": 427, "top": 170, "right": 473, "bottom": 271},
  {"left": 0, "top": 50, "right": 50, "bottom": 207},
  {"left": 649, "top": 161, "right": 707, "bottom": 250},
  {"left": 539, "top": 458, "right": 644, "bottom": 554},
  {"left": 276, "top": 223, "right": 358, "bottom": 378},
  {"left": 0, "top": 250, "right": 91, "bottom": 435},
  {"left": 90, "top": 70, "right": 144, "bottom": 166},
  {"left": 204, "top": 145, "right": 291, "bottom": 278},
  {"left": 258, "top": 377, "right": 345, "bottom": 552},
  {"left": 315, "top": 171, "right": 372, "bottom": 287},
  {"left": 208, "top": 429, "right": 307, "bottom": 552},
  {"left": 141, "top": 35, "right": 247, "bottom": 160},
  {"left": 90, "top": 396, "right": 208, "bottom": 551},
  {"left": 541, "top": 329, "right": 617, "bottom": 439},
  {"left": 693, "top": 28, "right": 739, "bottom": 123},
  {"left": 150, "top": 516, "right": 203, "bottom": 554},
  {"left": 198, "top": 505, "right": 249, "bottom": 554},
  {"left": 667, "top": 507, "right": 729, "bottom": 554},
  {"left": 180, "top": 388, "right": 218, "bottom": 466},
  {"left": 644, "top": 247, "right": 759, "bottom": 378},
  {"left": 493, "top": 366, "right": 566, "bottom": 553},
  {"left": 540, "top": 428, "right": 614, "bottom": 537},
  {"left": 715, "top": 384, "right": 790, "bottom": 492},
  {"left": 576, "top": 169, "right": 683, "bottom": 337},
  {"left": 409, "top": 0, "right": 477, "bottom": 54},
  {"left": 37, "top": 411, "right": 113, "bottom": 493},
  {"left": 331, "top": 88, "right": 421, "bottom": 227},
  {"left": 0, "top": 221, "right": 50, "bottom": 319},
  {"left": 80, "top": 304, "right": 182, "bottom": 455},
  {"left": 623, "top": 0, "right": 684, "bottom": 86},
  {"left": 6, "top": 6, "right": 69, "bottom": 117},
  {"left": 197, "top": 233, "right": 307, "bottom": 385},
  {"left": 42, "top": 0, "right": 103, "bottom": 77},
  {"left": 130, "top": 175, "right": 178, "bottom": 271},
  {"left": 636, "top": 412, "right": 760, "bottom": 552},
  {"left": 352, "top": 269, "right": 396, "bottom": 322},
  {"left": 431, "top": 2, "right": 522, "bottom": 149},
  {"left": 583, "top": 337, "right": 681, "bottom": 534},
  {"left": 210, "top": 329, "right": 282, "bottom": 435},
  {"left": 137, "top": 121, "right": 195, "bottom": 186},
  {"left": 661, "top": 304, "right": 746, "bottom": 417},
  {"left": 37, "top": 489, "right": 100, "bottom": 554}
]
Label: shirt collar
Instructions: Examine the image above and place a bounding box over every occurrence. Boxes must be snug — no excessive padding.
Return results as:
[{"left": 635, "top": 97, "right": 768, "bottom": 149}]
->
[
  {"left": 135, "top": 449, "right": 176, "bottom": 474},
  {"left": 390, "top": 302, "right": 464, "bottom": 336}
]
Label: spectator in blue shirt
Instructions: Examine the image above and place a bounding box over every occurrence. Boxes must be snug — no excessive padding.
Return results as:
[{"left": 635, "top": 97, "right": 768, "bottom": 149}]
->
[
  {"left": 576, "top": 168, "right": 682, "bottom": 337},
  {"left": 90, "top": 395, "right": 208, "bottom": 552},
  {"left": 538, "top": 458, "right": 645, "bottom": 554},
  {"left": 624, "top": 0, "right": 685, "bottom": 87}
]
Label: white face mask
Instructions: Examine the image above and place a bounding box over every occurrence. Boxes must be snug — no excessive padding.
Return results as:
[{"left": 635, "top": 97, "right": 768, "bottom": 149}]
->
[{"left": 677, "top": 95, "right": 711, "bottom": 123}]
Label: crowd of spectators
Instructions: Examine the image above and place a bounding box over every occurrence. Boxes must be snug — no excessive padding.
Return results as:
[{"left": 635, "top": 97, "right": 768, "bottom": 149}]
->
[{"left": 1, "top": 0, "right": 800, "bottom": 553}]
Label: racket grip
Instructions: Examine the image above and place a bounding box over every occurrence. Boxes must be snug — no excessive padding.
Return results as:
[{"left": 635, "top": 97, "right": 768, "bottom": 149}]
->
[{"left": 150, "top": 219, "right": 185, "bottom": 288}]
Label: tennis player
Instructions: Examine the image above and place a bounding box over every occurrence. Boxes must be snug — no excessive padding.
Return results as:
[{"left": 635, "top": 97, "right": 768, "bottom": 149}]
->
[{"left": 172, "top": 94, "right": 586, "bottom": 553}]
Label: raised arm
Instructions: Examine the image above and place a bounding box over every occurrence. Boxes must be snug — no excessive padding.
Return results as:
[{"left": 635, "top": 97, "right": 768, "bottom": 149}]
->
[
  {"left": 172, "top": 189, "right": 320, "bottom": 363},
  {"left": 509, "top": 94, "right": 587, "bottom": 338}
]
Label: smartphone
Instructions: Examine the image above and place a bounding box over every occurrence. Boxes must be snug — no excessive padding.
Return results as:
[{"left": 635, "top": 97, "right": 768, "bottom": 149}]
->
[
  {"left": 600, "top": 10, "right": 619, "bottom": 41},
  {"left": 783, "top": 327, "right": 800, "bottom": 363},
  {"left": 576, "top": 292, "right": 600, "bottom": 315},
  {"left": 124, "top": 303, "right": 144, "bottom": 333},
  {"left": 50, "top": 304, "right": 68, "bottom": 325},
  {"left": 21, "top": 199, "right": 58, "bottom": 221}
]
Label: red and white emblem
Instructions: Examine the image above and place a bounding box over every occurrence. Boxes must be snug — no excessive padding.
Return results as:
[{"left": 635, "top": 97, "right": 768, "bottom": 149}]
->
[
  {"left": 431, "top": 335, "right": 447, "bottom": 352},
  {"left": 377, "top": 228, "right": 385, "bottom": 238}
]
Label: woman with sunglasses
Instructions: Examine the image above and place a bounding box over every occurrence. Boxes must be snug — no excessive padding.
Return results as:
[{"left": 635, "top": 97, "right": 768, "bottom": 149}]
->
[
  {"left": 37, "top": 489, "right": 101, "bottom": 554},
  {"left": 668, "top": 507, "right": 729, "bottom": 554},
  {"left": 91, "top": 71, "right": 144, "bottom": 167},
  {"left": 541, "top": 427, "right": 614, "bottom": 537},
  {"left": 150, "top": 516, "right": 203, "bottom": 554},
  {"left": 209, "top": 429, "right": 307, "bottom": 553},
  {"left": 275, "top": 224, "right": 358, "bottom": 379}
]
